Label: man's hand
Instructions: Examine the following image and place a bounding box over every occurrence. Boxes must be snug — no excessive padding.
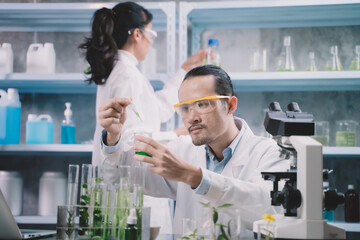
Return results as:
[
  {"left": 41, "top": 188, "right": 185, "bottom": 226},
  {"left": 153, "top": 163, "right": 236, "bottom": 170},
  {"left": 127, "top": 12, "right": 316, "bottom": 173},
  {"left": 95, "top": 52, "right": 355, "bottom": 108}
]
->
[
  {"left": 181, "top": 49, "right": 207, "bottom": 72},
  {"left": 98, "top": 97, "right": 132, "bottom": 146},
  {"left": 133, "top": 135, "right": 202, "bottom": 188}
]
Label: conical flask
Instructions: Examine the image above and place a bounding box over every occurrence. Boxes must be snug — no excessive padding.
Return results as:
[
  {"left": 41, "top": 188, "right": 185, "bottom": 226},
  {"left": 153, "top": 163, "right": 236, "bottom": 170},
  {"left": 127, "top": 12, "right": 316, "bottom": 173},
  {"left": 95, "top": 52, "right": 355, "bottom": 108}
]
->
[
  {"left": 306, "top": 52, "right": 317, "bottom": 71},
  {"left": 277, "top": 36, "right": 295, "bottom": 72},
  {"left": 326, "top": 46, "right": 343, "bottom": 71},
  {"left": 349, "top": 45, "right": 360, "bottom": 71}
]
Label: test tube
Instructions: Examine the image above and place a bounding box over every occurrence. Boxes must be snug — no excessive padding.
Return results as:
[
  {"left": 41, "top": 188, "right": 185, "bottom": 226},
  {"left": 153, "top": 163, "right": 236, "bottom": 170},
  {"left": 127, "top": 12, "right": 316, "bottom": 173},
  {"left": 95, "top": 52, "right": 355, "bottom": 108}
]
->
[{"left": 66, "top": 164, "right": 79, "bottom": 206}]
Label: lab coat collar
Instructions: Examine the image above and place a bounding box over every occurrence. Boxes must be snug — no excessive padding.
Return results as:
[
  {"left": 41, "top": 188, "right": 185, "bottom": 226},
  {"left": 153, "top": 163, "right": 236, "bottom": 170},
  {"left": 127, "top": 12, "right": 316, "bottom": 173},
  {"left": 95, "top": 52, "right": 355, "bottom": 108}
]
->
[{"left": 117, "top": 50, "right": 139, "bottom": 66}]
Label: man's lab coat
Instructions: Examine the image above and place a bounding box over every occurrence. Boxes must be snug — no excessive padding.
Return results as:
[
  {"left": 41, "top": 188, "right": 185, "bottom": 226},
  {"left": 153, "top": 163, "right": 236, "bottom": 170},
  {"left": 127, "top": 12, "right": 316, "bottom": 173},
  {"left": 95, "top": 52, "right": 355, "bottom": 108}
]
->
[{"left": 102, "top": 117, "right": 289, "bottom": 238}]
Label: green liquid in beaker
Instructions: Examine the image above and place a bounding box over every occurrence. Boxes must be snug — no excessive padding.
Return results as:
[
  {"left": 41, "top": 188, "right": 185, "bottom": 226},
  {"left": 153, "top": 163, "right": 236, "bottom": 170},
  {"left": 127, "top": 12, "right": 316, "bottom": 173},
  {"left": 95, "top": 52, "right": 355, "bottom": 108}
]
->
[
  {"left": 312, "top": 135, "right": 329, "bottom": 146},
  {"left": 135, "top": 151, "right": 152, "bottom": 157},
  {"left": 336, "top": 131, "right": 356, "bottom": 146}
]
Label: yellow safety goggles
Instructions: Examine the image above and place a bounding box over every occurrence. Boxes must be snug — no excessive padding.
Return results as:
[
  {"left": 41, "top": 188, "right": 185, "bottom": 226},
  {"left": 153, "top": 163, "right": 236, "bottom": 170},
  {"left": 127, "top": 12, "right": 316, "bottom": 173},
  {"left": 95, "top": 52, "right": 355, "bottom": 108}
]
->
[{"left": 174, "top": 95, "right": 230, "bottom": 117}]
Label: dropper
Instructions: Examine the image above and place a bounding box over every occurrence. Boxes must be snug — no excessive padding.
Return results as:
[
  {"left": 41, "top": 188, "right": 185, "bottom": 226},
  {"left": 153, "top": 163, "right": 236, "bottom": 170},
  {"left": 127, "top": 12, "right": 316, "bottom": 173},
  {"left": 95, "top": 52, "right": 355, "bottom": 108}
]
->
[{"left": 128, "top": 102, "right": 142, "bottom": 121}]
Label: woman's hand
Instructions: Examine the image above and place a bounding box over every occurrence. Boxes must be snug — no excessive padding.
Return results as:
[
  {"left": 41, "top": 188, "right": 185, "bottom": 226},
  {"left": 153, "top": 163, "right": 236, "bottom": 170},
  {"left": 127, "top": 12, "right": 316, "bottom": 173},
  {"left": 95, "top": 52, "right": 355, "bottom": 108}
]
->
[
  {"left": 181, "top": 49, "right": 208, "bottom": 72},
  {"left": 133, "top": 135, "right": 202, "bottom": 188},
  {"left": 98, "top": 97, "right": 132, "bottom": 146}
]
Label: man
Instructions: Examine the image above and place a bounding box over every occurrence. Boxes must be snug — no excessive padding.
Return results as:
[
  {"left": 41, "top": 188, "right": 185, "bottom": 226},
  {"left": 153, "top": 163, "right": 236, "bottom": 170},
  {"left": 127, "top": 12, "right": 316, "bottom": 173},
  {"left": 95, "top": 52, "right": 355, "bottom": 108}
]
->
[{"left": 99, "top": 65, "right": 288, "bottom": 238}]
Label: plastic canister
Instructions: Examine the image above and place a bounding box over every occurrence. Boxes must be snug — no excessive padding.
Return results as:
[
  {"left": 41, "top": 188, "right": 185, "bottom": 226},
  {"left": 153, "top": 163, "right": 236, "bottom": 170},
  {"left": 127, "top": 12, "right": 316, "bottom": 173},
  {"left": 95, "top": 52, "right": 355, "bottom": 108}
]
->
[
  {"left": 0, "top": 171, "right": 23, "bottom": 215},
  {"left": 38, "top": 172, "right": 66, "bottom": 216},
  {"left": 26, "top": 42, "right": 56, "bottom": 73},
  {"left": 0, "top": 43, "right": 13, "bottom": 73},
  {"left": 26, "top": 114, "right": 54, "bottom": 144},
  {"left": 0, "top": 89, "right": 7, "bottom": 143},
  {"left": 6, "top": 88, "right": 21, "bottom": 144}
]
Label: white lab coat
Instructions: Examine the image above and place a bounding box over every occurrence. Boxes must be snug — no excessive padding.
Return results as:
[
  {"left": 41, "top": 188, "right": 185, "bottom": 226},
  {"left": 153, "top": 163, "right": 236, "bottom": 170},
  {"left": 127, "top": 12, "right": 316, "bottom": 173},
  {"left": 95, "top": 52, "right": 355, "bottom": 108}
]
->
[
  {"left": 102, "top": 117, "right": 289, "bottom": 239},
  {"left": 93, "top": 50, "right": 186, "bottom": 235}
]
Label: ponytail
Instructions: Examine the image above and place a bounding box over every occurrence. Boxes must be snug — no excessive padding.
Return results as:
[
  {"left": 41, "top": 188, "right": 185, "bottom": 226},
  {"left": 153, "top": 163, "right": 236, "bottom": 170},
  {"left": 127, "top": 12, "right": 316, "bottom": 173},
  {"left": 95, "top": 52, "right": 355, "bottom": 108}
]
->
[
  {"left": 79, "top": 2, "right": 153, "bottom": 85},
  {"left": 79, "top": 8, "right": 117, "bottom": 85}
]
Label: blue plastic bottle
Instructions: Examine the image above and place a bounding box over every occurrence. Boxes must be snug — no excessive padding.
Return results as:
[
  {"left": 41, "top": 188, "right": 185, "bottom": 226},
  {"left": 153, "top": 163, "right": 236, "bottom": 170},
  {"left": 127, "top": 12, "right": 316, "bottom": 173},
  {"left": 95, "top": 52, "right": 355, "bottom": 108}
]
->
[
  {"left": 0, "top": 89, "right": 7, "bottom": 144},
  {"left": 323, "top": 181, "right": 334, "bottom": 222},
  {"left": 26, "top": 114, "right": 54, "bottom": 144},
  {"left": 5, "top": 88, "right": 21, "bottom": 144},
  {"left": 61, "top": 102, "right": 75, "bottom": 144}
]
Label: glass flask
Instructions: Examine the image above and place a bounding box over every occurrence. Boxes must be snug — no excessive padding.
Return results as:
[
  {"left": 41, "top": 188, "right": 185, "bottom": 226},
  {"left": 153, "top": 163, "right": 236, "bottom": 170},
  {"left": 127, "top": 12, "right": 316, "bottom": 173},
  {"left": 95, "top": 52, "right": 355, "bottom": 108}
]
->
[
  {"left": 349, "top": 45, "right": 360, "bottom": 71},
  {"left": 336, "top": 120, "right": 358, "bottom": 146},
  {"left": 276, "top": 36, "right": 295, "bottom": 72},
  {"left": 306, "top": 52, "right": 317, "bottom": 72},
  {"left": 326, "top": 46, "right": 343, "bottom": 71}
]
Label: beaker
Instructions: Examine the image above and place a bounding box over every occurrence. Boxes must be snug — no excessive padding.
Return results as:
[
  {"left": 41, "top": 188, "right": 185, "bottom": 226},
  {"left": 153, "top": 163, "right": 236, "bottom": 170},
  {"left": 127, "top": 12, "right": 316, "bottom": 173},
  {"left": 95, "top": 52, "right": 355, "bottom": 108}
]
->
[
  {"left": 134, "top": 131, "right": 152, "bottom": 157},
  {"left": 336, "top": 120, "right": 358, "bottom": 146},
  {"left": 250, "top": 49, "right": 267, "bottom": 72},
  {"left": 66, "top": 164, "right": 79, "bottom": 206},
  {"left": 349, "top": 45, "right": 360, "bottom": 71},
  {"left": 313, "top": 121, "right": 329, "bottom": 146}
]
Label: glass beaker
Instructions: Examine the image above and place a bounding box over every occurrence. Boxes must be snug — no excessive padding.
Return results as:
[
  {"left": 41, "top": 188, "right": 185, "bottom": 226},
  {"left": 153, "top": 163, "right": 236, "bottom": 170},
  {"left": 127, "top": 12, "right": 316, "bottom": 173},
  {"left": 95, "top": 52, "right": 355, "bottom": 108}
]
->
[
  {"left": 336, "top": 120, "right": 358, "bottom": 146},
  {"left": 134, "top": 131, "right": 152, "bottom": 157},
  {"left": 313, "top": 121, "right": 329, "bottom": 146}
]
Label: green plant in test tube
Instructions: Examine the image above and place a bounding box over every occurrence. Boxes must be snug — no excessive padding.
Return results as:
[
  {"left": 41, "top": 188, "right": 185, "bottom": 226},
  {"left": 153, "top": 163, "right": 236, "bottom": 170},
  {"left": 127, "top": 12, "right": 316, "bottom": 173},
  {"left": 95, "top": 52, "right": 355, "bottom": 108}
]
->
[
  {"left": 92, "top": 183, "right": 104, "bottom": 237},
  {"left": 102, "top": 185, "right": 112, "bottom": 239},
  {"left": 79, "top": 164, "right": 92, "bottom": 236}
]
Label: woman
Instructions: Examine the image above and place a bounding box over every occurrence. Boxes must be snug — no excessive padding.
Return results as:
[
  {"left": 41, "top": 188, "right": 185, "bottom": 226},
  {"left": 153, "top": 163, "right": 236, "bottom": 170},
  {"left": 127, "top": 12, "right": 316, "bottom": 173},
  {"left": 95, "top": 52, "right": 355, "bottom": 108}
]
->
[{"left": 79, "top": 1, "right": 206, "bottom": 234}]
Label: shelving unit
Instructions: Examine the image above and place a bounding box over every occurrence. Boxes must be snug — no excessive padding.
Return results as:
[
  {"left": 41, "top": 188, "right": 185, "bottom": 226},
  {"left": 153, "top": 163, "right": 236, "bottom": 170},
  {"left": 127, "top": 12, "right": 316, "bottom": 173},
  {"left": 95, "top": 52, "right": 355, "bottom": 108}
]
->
[
  {"left": 179, "top": 0, "right": 360, "bottom": 62},
  {"left": 0, "top": 73, "right": 166, "bottom": 94},
  {"left": 0, "top": 1, "right": 176, "bottom": 75}
]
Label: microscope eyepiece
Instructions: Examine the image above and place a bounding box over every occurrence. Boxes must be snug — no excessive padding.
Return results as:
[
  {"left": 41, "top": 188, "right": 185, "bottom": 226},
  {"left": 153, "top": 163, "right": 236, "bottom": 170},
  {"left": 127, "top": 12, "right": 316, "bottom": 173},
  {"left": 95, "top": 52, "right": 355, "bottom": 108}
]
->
[
  {"left": 269, "top": 102, "right": 282, "bottom": 112},
  {"left": 287, "top": 102, "right": 301, "bottom": 112}
]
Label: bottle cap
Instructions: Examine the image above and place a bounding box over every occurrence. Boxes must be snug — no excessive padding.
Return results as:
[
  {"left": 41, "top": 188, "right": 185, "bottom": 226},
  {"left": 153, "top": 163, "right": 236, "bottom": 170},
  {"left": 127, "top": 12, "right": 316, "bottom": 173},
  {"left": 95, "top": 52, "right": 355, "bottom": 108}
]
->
[
  {"left": 64, "top": 102, "right": 72, "bottom": 119},
  {"left": 348, "top": 184, "right": 354, "bottom": 190},
  {"left": 7, "top": 88, "right": 20, "bottom": 103},
  {"left": 208, "top": 39, "right": 219, "bottom": 46},
  {"left": 27, "top": 114, "right": 37, "bottom": 121},
  {"left": 323, "top": 181, "right": 329, "bottom": 188},
  {"left": 127, "top": 208, "right": 137, "bottom": 225}
]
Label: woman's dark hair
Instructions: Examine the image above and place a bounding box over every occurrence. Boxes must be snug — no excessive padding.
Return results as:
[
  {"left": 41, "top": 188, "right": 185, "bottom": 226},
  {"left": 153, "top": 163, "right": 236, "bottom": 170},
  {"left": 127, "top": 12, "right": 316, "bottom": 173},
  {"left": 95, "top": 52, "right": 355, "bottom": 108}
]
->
[
  {"left": 183, "top": 65, "right": 234, "bottom": 96},
  {"left": 79, "top": 2, "right": 153, "bottom": 85}
]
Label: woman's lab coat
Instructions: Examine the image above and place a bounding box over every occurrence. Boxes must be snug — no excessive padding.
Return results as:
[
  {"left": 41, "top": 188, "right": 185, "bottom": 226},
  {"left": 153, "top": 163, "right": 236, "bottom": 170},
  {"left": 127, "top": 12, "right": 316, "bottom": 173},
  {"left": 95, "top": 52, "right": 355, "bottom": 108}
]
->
[
  {"left": 102, "top": 117, "right": 289, "bottom": 238},
  {"left": 93, "top": 50, "right": 186, "bottom": 235}
]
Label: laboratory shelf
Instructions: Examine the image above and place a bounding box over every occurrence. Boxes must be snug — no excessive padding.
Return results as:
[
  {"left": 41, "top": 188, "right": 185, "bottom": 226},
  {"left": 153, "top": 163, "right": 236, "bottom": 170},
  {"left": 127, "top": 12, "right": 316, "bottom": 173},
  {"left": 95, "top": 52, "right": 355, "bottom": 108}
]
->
[
  {"left": 0, "top": 144, "right": 93, "bottom": 156},
  {"left": 229, "top": 71, "right": 360, "bottom": 92},
  {"left": 329, "top": 222, "right": 360, "bottom": 233},
  {"left": 323, "top": 147, "right": 360, "bottom": 158},
  {"left": 179, "top": 0, "right": 360, "bottom": 62},
  {"left": 0, "top": 73, "right": 165, "bottom": 94},
  {"left": 0, "top": 1, "right": 176, "bottom": 74}
]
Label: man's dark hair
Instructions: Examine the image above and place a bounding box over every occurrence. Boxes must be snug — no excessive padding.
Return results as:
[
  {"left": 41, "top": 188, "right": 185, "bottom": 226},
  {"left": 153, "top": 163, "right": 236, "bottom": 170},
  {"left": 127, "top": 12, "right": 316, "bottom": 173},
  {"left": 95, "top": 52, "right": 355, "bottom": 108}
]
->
[{"left": 183, "top": 65, "right": 234, "bottom": 96}]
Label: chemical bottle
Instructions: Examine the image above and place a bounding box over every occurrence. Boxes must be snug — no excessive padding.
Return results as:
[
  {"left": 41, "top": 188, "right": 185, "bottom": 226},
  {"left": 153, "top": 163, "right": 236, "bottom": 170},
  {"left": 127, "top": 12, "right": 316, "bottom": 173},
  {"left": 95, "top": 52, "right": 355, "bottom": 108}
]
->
[
  {"left": 349, "top": 45, "right": 360, "bottom": 71},
  {"left": 125, "top": 208, "right": 138, "bottom": 240},
  {"left": 276, "top": 36, "right": 295, "bottom": 72},
  {"left": 61, "top": 102, "right": 76, "bottom": 144},
  {"left": 204, "top": 39, "right": 221, "bottom": 66},
  {"left": 0, "top": 43, "right": 13, "bottom": 73},
  {"left": 306, "top": 52, "right": 317, "bottom": 72},
  {"left": 326, "top": 45, "right": 343, "bottom": 71},
  {"left": 0, "top": 89, "right": 8, "bottom": 144},
  {"left": 344, "top": 184, "right": 359, "bottom": 222},
  {"left": 26, "top": 114, "right": 54, "bottom": 144},
  {"left": 26, "top": 42, "right": 56, "bottom": 73},
  {"left": 6, "top": 88, "right": 21, "bottom": 144},
  {"left": 323, "top": 181, "right": 334, "bottom": 222}
]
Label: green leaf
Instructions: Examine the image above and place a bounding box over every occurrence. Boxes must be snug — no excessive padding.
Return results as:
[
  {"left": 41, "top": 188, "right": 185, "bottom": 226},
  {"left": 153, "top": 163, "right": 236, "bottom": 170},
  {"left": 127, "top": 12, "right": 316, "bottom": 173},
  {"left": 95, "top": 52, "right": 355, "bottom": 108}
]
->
[
  {"left": 199, "top": 201, "right": 210, "bottom": 208},
  {"left": 218, "top": 203, "right": 233, "bottom": 209},
  {"left": 82, "top": 183, "right": 88, "bottom": 189},
  {"left": 213, "top": 209, "right": 218, "bottom": 224},
  {"left": 227, "top": 220, "right": 231, "bottom": 237},
  {"left": 220, "top": 225, "right": 229, "bottom": 240}
]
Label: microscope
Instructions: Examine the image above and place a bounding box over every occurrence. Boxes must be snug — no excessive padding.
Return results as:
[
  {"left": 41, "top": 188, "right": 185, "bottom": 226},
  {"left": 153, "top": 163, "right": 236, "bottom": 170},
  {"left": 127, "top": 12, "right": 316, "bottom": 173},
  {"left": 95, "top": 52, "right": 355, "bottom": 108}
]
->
[{"left": 253, "top": 102, "right": 346, "bottom": 239}]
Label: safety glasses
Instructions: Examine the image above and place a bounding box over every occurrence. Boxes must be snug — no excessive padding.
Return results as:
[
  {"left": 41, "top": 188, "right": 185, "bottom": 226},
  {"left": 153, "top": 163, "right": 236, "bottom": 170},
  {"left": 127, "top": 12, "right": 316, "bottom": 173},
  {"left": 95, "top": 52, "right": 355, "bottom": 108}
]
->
[
  {"left": 174, "top": 95, "right": 230, "bottom": 118},
  {"left": 127, "top": 28, "right": 158, "bottom": 42}
]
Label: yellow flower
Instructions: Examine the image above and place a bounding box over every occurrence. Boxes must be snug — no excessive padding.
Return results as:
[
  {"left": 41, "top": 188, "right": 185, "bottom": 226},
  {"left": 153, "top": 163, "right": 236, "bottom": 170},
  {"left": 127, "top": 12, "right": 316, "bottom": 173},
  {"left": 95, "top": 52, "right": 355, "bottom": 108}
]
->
[{"left": 262, "top": 214, "right": 275, "bottom": 224}]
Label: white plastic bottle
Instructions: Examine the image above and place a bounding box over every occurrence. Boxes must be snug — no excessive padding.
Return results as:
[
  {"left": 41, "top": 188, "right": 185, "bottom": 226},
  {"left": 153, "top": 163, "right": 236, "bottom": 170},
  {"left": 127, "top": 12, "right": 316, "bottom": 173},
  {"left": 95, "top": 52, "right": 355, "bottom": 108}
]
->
[
  {"left": 6, "top": 88, "right": 21, "bottom": 144},
  {"left": 0, "top": 43, "right": 13, "bottom": 73},
  {"left": 26, "top": 42, "right": 56, "bottom": 73},
  {"left": 61, "top": 102, "right": 76, "bottom": 144},
  {"left": 204, "top": 39, "right": 221, "bottom": 66}
]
